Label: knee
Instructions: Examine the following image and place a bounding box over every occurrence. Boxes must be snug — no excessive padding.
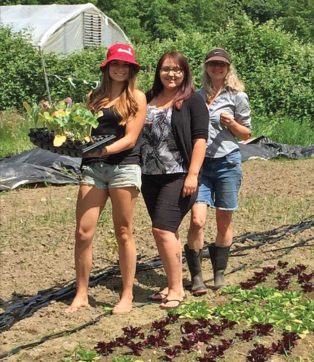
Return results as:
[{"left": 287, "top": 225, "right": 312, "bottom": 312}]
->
[
  {"left": 216, "top": 220, "right": 232, "bottom": 235},
  {"left": 152, "top": 227, "right": 169, "bottom": 243},
  {"left": 115, "top": 225, "right": 133, "bottom": 245},
  {"left": 190, "top": 214, "right": 206, "bottom": 230},
  {"left": 75, "top": 227, "right": 93, "bottom": 245}
]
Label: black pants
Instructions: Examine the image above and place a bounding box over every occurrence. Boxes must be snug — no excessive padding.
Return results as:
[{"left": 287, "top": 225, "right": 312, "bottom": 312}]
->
[{"left": 141, "top": 173, "right": 197, "bottom": 232}]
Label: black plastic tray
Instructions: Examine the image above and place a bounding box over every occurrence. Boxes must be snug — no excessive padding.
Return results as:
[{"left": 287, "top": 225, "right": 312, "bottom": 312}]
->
[{"left": 29, "top": 128, "right": 116, "bottom": 158}]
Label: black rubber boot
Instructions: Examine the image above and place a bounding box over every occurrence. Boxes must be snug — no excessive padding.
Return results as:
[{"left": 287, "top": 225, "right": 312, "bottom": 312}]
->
[
  {"left": 208, "top": 243, "right": 230, "bottom": 289},
  {"left": 184, "top": 244, "right": 207, "bottom": 296}
]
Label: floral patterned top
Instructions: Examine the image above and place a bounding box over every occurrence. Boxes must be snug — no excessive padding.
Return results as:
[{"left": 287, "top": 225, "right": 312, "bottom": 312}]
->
[{"left": 141, "top": 105, "right": 187, "bottom": 175}]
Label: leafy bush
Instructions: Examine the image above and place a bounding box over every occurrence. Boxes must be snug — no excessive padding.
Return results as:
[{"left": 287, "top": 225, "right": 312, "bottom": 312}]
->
[
  {"left": 136, "top": 16, "right": 314, "bottom": 129},
  {"left": 46, "top": 48, "right": 105, "bottom": 103},
  {"left": 0, "top": 27, "right": 52, "bottom": 110},
  {"left": 0, "top": 16, "right": 313, "bottom": 147}
]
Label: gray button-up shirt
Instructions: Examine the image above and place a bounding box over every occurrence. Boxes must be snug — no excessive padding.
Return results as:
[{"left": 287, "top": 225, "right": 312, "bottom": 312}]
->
[{"left": 198, "top": 87, "right": 251, "bottom": 158}]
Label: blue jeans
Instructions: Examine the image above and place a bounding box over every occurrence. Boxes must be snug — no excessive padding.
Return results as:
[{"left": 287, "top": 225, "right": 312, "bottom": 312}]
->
[
  {"left": 196, "top": 150, "right": 242, "bottom": 210},
  {"left": 80, "top": 162, "right": 141, "bottom": 190}
]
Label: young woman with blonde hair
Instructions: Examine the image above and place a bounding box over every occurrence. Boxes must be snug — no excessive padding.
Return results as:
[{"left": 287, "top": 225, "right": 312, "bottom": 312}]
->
[
  {"left": 66, "top": 43, "right": 146, "bottom": 314},
  {"left": 186, "top": 48, "right": 251, "bottom": 294}
]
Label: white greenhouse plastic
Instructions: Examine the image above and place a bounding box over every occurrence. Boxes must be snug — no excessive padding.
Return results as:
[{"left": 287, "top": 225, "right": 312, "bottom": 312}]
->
[{"left": 0, "top": 3, "right": 130, "bottom": 54}]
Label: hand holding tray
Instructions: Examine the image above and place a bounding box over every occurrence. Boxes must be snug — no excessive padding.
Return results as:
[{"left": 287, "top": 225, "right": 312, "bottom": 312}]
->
[
  {"left": 81, "top": 134, "right": 116, "bottom": 154},
  {"left": 29, "top": 128, "right": 116, "bottom": 158}
]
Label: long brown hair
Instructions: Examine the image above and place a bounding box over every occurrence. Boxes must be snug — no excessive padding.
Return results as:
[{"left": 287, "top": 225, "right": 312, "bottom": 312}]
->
[
  {"left": 88, "top": 64, "right": 139, "bottom": 125},
  {"left": 147, "top": 51, "right": 194, "bottom": 109}
]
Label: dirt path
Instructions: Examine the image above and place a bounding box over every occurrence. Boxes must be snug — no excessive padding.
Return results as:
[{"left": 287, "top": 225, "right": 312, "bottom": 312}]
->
[{"left": 0, "top": 159, "right": 313, "bottom": 361}]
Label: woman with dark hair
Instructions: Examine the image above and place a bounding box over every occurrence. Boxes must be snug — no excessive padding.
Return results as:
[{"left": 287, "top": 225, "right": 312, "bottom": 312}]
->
[
  {"left": 187, "top": 48, "right": 251, "bottom": 291},
  {"left": 66, "top": 43, "right": 146, "bottom": 314},
  {"left": 141, "top": 51, "right": 209, "bottom": 308}
]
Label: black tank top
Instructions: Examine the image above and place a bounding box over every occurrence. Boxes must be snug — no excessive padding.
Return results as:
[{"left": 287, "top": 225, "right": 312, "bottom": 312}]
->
[{"left": 83, "top": 107, "right": 141, "bottom": 165}]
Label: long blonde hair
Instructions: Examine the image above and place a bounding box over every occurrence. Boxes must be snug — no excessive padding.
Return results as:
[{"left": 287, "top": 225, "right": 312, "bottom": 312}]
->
[
  {"left": 87, "top": 65, "right": 139, "bottom": 125},
  {"left": 202, "top": 64, "right": 245, "bottom": 103}
]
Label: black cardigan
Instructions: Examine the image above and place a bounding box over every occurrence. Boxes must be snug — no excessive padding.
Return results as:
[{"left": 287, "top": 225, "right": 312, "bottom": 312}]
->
[{"left": 146, "top": 92, "right": 209, "bottom": 168}]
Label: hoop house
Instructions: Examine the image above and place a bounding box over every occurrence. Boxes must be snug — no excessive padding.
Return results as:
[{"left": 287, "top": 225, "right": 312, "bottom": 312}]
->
[{"left": 0, "top": 3, "right": 130, "bottom": 55}]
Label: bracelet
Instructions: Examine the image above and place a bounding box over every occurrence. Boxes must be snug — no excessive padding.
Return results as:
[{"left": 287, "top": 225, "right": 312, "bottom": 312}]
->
[{"left": 103, "top": 146, "right": 108, "bottom": 155}]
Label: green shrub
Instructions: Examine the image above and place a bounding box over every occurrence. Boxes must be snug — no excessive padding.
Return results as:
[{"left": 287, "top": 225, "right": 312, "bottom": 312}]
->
[
  {"left": 1, "top": 16, "right": 313, "bottom": 149},
  {"left": 0, "top": 27, "right": 58, "bottom": 110},
  {"left": 0, "top": 109, "right": 35, "bottom": 158}
]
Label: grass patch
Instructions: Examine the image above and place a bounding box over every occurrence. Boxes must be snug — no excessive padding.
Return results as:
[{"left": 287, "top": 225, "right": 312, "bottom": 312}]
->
[
  {"left": 252, "top": 116, "right": 314, "bottom": 146},
  {"left": 240, "top": 195, "right": 313, "bottom": 229},
  {"left": 0, "top": 109, "right": 35, "bottom": 158}
]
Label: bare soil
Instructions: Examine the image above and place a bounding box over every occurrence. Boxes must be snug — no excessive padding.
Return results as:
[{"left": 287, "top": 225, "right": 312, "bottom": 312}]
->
[{"left": 0, "top": 158, "right": 313, "bottom": 361}]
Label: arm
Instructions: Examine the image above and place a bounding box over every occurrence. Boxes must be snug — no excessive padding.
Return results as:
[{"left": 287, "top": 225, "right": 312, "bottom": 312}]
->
[
  {"left": 182, "top": 93, "right": 208, "bottom": 197},
  {"left": 220, "top": 92, "right": 252, "bottom": 140},
  {"left": 220, "top": 113, "right": 251, "bottom": 140},
  {"left": 182, "top": 138, "right": 207, "bottom": 197},
  {"left": 97, "top": 90, "right": 147, "bottom": 156}
]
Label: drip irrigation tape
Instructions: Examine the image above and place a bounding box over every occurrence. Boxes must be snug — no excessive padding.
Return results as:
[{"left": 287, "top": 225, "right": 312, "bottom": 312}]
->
[
  {"left": 0, "top": 313, "right": 107, "bottom": 360},
  {"left": 0, "top": 226, "right": 313, "bottom": 358},
  {"left": 0, "top": 218, "right": 312, "bottom": 333},
  {"left": 0, "top": 302, "right": 157, "bottom": 359}
]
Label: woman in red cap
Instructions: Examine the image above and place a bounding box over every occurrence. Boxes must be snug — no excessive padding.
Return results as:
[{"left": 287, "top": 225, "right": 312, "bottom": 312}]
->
[
  {"left": 66, "top": 43, "right": 146, "bottom": 314},
  {"left": 141, "top": 51, "right": 208, "bottom": 308},
  {"left": 186, "top": 47, "right": 251, "bottom": 292}
]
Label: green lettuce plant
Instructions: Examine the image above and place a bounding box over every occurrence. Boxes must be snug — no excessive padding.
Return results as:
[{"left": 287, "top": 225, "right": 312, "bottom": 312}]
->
[{"left": 23, "top": 99, "right": 99, "bottom": 147}]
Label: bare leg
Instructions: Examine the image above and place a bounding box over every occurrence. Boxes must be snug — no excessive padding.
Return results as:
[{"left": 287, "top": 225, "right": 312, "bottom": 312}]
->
[
  {"left": 110, "top": 187, "right": 139, "bottom": 314},
  {"left": 66, "top": 185, "right": 107, "bottom": 312},
  {"left": 215, "top": 209, "right": 233, "bottom": 246},
  {"left": 185, "top": 203, "right": 208, "bottom": 295},
  {"left": 187, "top": 203, "right": 208, "bottom": 251},
  {"left": 153, "top": 228, "right": 185, "bottom": 308}
]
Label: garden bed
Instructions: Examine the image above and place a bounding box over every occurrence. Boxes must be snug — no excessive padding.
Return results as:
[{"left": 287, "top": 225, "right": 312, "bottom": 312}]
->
[{"left": 0, "top": 158, "right": 313, "bottom": 361}]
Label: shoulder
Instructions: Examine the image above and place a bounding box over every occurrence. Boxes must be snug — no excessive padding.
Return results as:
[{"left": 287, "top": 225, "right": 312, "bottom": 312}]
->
[
  {"left": 233, "top": 92, "right": 250, "bottom": 109},
  {"left": 184, "top": 92, "right": 205, "bottom": 107},
  {"left": 133, "top": 89, "right": 147, "bottom": 105},
  {"left": 235, "top": 90, "right": 248, "bottom": 98},
  {"left": 145, "top": 90, "right": 153, "bottom": 103},
  {"left": 232, "top": 90, "right": 249, "bottom": 101}
]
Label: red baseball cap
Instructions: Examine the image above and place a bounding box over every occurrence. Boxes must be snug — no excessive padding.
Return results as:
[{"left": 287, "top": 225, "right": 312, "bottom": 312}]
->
[{"left": 100, "top": 43, "right": 140, "bottom": 71}]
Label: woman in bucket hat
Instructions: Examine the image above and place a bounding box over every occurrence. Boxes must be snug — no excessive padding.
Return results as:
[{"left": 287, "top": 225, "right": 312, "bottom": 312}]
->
[
  {"left": 140, "top": 51, "right": 208, "bottom": 308},
  {"left": 186, "top": 48, "right": 252, "bottom": 293},
  {"left": 66, "top": 43, "right": 146, "bottom": 314}
]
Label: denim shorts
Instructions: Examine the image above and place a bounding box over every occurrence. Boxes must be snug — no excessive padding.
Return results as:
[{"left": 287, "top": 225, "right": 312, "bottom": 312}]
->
[
  {"left": 196, "top": 150, "right": 242, "bottom": 210},
  {"left": 80, "top": 162, "right": 141, "bottom": 190}
]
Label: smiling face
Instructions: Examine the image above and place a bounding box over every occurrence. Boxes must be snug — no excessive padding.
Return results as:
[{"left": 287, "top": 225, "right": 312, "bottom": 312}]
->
[
  {"left": 159, "top": 57, "right": 184, "bottom": 91},
  {"left": 108, "top": 60, "right": 130, "bottom": 82},
  {"left": 205, "top": 60, "right": 229, "bottom": 82}
]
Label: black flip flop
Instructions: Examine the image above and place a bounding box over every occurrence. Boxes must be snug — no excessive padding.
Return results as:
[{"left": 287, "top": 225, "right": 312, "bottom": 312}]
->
[{"left": 149, "top": 290, "right": 168, "bottom": 301}]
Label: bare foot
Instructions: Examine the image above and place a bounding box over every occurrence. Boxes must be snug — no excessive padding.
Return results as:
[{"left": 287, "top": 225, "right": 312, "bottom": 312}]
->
[
  {"left": 160, "top": 298, "right": 183, "bottom": 309},
  {"left": 159, "top": 292, "right": 186, "bottom": 309},
  {"left": 65, "top": 295, "right": 89, "bottom": 313},
  {"left": 112, "top": 299, "right": 133, "bottom": 315}
]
